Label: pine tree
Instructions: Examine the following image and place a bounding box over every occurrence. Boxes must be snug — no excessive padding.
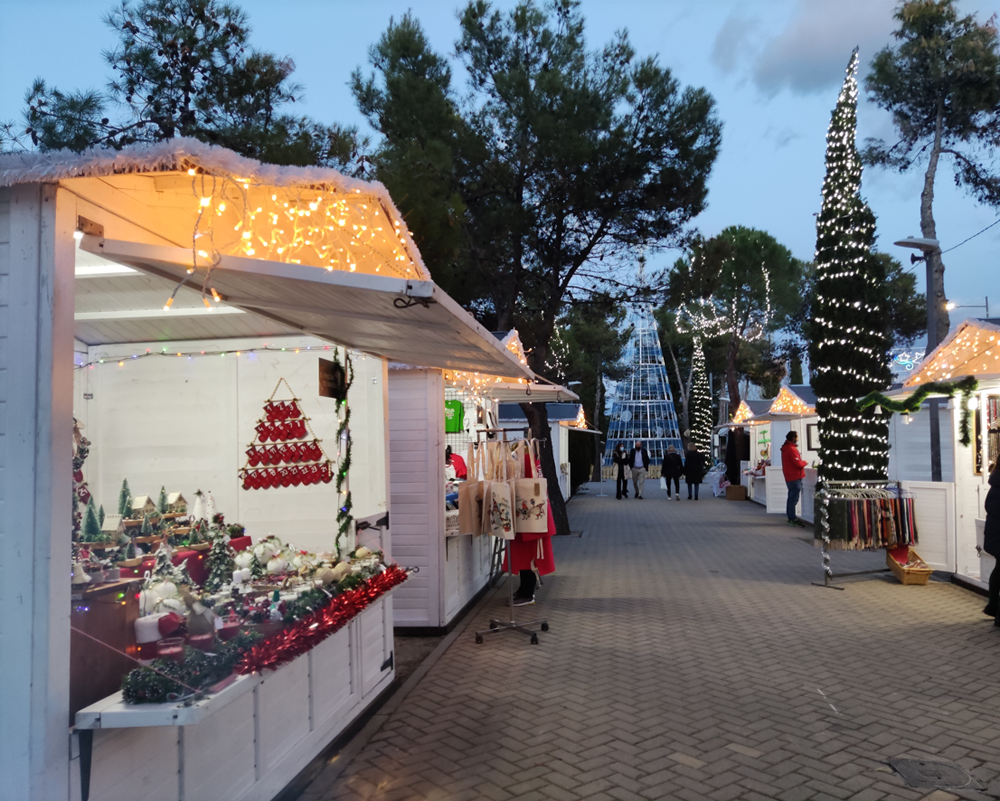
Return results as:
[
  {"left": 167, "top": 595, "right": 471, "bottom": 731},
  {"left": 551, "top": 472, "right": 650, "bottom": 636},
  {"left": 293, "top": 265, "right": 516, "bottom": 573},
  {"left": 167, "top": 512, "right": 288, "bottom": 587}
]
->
[
  {"left": 98, "top": 504, "right": 106, "bottom": 527},
  {"left": 140, "top": 513, "right": 153, "bottom": 537},
  {"left": 157, "top": 486, "right": 168, "bottom": 514},
  {"left": 118, "top": 478, "right": 131, "bottom": 516},
  {"left": 689, "top": 337, "right": 713, "bottom": 454},
  {"left": 204, "top": 536, "right": 236, "bottom": 593},
  {"left": 172, "top": 558, "right": 193, "bottom": 586},
  {"left": 249, "top": 553, "right": 266, "bottom": 581},
  {"left": 82, "top": 498, "right": 102, "bottom": 542},
  {"left": 808, "top": 49, "right": 892, "bottom": 482}
]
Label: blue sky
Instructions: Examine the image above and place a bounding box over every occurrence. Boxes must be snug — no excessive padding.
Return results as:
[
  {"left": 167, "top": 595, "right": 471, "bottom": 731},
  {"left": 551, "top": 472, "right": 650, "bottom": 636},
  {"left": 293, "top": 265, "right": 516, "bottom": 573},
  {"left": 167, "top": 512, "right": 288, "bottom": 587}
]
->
[{"left": 1, "top": 0, "right": 995, "bottom": 333}]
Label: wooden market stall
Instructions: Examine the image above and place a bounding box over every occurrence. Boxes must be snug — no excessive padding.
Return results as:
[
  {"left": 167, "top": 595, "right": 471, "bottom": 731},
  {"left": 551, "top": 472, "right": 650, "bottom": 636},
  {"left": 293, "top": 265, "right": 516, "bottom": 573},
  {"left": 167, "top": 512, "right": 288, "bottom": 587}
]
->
[
  {"left": 733, "top": 387, "right": 820, "bottom": 520},
  {"left": 0, "top": 139, "right": 534, "bottom": 801},
  {"left": 886, "top": 319, "right": 1000, "bottom": 579},
  {"left": 387, "top": 348, "right": 576, "bottom": 633}
]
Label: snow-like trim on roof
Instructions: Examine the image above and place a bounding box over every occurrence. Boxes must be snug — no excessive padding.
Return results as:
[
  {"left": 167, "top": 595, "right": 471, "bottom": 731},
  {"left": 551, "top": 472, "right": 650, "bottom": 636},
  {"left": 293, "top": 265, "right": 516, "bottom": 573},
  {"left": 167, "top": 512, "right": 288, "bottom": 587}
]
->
[
  {"left": 0, "top": 138, "right": 428, "bottom": 279},
  {"left": 904, "top": 318, "right": 1000, "bottom": 387}
]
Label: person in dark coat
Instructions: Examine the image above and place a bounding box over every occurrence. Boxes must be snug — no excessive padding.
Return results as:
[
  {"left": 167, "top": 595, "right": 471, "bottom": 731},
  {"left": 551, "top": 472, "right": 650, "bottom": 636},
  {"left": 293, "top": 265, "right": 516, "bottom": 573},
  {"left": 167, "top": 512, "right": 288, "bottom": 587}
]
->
[
  {"left": 983, "top": 462, "right": 1000, "bottom": 624},
  {"left": 684, "top": 443, "right": 706, "bottom": 500},
  {"left": 662, "top": 445, "right": 683, "bottom": 500},
  {"left": 612, "top": 444, "right": 629, "bottom": 500}
]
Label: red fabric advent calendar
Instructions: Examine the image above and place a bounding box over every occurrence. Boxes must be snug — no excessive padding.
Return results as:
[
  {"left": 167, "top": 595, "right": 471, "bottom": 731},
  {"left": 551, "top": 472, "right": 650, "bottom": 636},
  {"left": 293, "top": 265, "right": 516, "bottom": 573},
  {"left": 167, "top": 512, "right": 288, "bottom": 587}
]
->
[{"left": 239, "top": 379, "right": 334, "bottom": 490}]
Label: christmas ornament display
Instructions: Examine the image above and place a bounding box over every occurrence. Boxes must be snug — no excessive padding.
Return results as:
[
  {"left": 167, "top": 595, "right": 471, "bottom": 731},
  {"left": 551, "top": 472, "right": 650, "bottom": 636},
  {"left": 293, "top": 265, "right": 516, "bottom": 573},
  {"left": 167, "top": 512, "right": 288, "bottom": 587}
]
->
[{"left": 239, "top": 378, "right": 334, "bottom": 490}]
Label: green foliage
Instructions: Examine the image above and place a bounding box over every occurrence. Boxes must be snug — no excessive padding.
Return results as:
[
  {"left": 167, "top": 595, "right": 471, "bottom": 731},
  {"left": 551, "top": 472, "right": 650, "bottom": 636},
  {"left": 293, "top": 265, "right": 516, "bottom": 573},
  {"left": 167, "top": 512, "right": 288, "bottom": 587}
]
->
[
  {"left": 5, "top": 0, "right": 364, "bottom": 169},
  {"left": 876, "top": 253, "right": 927, "bottom": 346},
  {"left": 98, "top": 504, "right": 106, "bottom": 527},
  {"left": 203, "top": 536, "right": 236, "bottom": 593},
  {"left": 688, "top": 338, "right": 713, "bottom": 453},
  {"left": 353, "top": 1, "right": 722, "bottom": 365},
  {"left": 858, "top": 376, "right": 978, "bottom": 446},
  {"left": 82, "top": 498, "right": 103, "bottom": 543},
  {"left": 157, "top": 486, "right": 168, "bottom": 515},
  {"left": 864, "top": 0, "right": 1000, "bottom": 205},
  {"left": 118, "top": 479, "right": 131, "bottom": 517},
  {"left": 140, "top": 513, "right": 153, "bottom": 537},
  {"left": 151, "top": 544, "right": 174, "bottom": 579},
  {"left": 120, "top": 630, "right": 260, "bottom": 704},
  {"left": 809, "top": 50, "right": 891, "bottom": 482},
  {"left": 665, "top": 226, "right": 805, "bottom": 410}
]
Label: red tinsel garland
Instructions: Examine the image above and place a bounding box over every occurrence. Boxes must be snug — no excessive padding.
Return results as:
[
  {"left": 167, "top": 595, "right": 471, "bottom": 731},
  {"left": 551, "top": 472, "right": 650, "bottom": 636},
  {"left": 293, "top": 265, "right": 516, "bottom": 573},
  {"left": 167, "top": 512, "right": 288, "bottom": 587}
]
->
[{"left": 235, "top": 565, "right": 408, "bottom": 674}]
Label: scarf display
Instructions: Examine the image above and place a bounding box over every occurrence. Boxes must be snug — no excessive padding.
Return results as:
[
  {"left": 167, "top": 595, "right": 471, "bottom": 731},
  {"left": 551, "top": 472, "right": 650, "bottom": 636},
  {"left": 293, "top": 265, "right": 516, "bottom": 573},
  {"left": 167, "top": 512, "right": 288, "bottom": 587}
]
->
[{"left": 824, "top": 488, "right": 918, "bottom": 551}]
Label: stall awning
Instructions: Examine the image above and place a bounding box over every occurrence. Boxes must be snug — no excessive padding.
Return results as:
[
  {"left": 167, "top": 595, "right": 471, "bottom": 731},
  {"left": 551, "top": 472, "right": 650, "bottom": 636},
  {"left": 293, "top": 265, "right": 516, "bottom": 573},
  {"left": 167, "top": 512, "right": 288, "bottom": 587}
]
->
[
  {"left": 485, "top": 381, "right": 579, "bottom": 403},
  {"left": 80, "top": 236, "right": 532, "bottom": 379},
  {"left": 904, "top": 319, "right": 1000, "bottom": 388}
]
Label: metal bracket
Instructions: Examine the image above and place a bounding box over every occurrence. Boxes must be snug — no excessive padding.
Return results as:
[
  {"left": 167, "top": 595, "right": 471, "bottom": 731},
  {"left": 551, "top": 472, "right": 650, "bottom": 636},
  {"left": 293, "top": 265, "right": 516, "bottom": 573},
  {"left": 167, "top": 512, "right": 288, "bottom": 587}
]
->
[{"left": 381, "top": 652, "right": 394, "bottom": 672}]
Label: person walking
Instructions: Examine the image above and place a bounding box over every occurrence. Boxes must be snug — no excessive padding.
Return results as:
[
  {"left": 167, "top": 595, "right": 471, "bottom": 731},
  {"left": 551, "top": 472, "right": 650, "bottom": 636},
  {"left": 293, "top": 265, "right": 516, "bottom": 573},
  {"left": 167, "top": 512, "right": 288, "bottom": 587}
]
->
[
  {"left": 982, "top": 462, "right": 1000, "bottom": 624},
  {"left": 684, "top": 443, "right": 705, "bottom": 499},
  {"left": 780, "top": 431, "right": 808, "bottom": 527},
  {"left": 663, "top": 445, "right": 683, "bottom": 501},
  {"left": 627, "top": 440, "right": 650, "bottom": 499},
  {"left": 612, "top": 443, "right": 629, "bottom": 500}
]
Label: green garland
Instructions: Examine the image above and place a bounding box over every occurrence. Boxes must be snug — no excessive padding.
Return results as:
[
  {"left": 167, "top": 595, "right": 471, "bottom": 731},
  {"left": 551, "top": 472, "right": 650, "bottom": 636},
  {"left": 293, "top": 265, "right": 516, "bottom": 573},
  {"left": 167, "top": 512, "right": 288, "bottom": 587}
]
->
[
  {"left": 335, "top": 353, "right": 356, "bottom": 556},
  {"left": 121, "top": 630, "right": 261, "bottom": 704},
  {"left": 857, "top": 376, "right": 979, "bottom": 447}
]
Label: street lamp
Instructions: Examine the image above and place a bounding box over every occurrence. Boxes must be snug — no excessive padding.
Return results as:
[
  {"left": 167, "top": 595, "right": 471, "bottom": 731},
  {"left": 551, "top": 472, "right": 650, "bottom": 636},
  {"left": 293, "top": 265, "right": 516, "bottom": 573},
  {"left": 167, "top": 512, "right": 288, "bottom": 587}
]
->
[
  {"left": 893, "top": 235, "right": 943, "bottom": 482},
  {"left": 945, "top": 298, "right": 990, "bottom": 318}
]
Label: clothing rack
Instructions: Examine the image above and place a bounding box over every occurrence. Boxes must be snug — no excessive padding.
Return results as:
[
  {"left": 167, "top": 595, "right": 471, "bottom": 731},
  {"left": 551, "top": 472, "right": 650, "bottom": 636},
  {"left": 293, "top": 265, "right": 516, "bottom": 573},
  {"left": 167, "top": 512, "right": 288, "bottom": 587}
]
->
[
  {"left": 472, "top": 428, "right": 549, "bottom": 645},
  {"left": 812, "top": 480, "right": 903, "bottom": 590}
]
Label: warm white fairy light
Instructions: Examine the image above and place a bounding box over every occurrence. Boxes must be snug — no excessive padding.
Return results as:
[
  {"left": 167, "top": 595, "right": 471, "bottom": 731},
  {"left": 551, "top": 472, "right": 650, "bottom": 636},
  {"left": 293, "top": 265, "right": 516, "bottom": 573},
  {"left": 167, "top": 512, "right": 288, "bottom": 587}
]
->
[{"left": 809, "top": 48, "right": 891, "bottom": 480}]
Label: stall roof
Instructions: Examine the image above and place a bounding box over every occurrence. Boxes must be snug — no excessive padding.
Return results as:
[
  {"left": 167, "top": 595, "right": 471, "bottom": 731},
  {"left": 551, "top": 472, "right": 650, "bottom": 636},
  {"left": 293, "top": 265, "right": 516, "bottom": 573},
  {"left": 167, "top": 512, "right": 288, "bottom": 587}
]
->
[
  {"left": 498, "top": 403, "right": 582, "bottom": 422},
  {"left": 904, "top": 319, "right": 1000, "bottom": 388},
  {"left": 81, "top": 236, "right": 531, "bottom": 379}
]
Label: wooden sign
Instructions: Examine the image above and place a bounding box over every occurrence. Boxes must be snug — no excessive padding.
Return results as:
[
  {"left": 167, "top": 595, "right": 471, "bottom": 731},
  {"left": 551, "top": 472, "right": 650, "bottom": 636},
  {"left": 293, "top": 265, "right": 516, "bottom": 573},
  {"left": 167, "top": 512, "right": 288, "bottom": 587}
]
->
[{"left": 318, "top": 358, "right": 347, "bottom": 401}]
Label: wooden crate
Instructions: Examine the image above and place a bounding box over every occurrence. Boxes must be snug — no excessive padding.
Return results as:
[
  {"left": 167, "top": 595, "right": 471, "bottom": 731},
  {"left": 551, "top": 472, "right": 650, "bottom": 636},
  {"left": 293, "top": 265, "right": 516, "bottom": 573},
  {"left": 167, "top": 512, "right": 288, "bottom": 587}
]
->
[{"left": 886, "top": 546, "right": 933, "bottom": 585}]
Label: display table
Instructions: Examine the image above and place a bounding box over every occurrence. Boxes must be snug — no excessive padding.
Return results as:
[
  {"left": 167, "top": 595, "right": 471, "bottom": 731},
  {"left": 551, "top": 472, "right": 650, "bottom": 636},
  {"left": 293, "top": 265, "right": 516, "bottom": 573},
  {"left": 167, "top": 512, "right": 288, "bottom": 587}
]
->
[
  {"left": 73, "top": 596, "right": 395, "bottom": 801},
  {"left": 119, "top": 538, "right": 250, "bottom": 584}
]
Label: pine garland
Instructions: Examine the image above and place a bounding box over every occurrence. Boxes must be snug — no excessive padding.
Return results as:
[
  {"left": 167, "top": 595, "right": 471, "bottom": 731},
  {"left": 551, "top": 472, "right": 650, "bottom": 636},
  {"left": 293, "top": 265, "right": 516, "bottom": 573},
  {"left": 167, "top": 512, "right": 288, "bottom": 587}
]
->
[
  {"left": 335, "top": 353, "right": 355, "bottom": 556},
  {"left": 807, "top": 49, "right": 892, "bottom": 482},
  {"left": 857, "top": 376, "right": 979, "bottom": 446}
]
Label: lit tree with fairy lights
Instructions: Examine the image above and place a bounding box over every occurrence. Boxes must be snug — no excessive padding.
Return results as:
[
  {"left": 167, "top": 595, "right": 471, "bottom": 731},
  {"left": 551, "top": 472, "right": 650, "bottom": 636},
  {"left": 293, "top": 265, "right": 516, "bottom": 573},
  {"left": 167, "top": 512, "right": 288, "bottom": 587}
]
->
[
  {"left": 689, "top": 337, "right": 713, "bottom": 453},
  {"left": 808, "top": 49, "right": 892, "bottom": 482}
]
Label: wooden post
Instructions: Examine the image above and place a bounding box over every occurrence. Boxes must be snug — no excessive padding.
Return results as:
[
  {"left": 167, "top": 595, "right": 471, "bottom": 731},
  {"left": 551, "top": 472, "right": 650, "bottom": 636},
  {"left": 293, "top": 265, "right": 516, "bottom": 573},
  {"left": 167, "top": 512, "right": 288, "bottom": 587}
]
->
[{"left": 0, "top": 184, "right": 75, "bottom": 799}]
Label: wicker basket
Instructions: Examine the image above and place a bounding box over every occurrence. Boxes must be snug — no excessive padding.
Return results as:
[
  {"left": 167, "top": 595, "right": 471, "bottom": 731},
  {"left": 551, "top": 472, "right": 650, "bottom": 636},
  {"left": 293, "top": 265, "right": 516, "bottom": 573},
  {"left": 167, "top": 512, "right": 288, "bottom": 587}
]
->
[{"left": 886, "top": 546, "right": 933, "bottom": 585}]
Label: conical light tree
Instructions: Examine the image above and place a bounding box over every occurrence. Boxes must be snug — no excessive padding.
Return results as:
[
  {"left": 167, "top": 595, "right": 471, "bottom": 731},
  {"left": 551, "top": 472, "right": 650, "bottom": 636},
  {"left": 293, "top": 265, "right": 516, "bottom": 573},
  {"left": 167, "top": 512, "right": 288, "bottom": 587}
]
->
[
  {"left": 808, "top": 49, "right": 892, "bottom": 482},
  {"left": 689, "top": 337, "right": 713, "bottom": 453}
]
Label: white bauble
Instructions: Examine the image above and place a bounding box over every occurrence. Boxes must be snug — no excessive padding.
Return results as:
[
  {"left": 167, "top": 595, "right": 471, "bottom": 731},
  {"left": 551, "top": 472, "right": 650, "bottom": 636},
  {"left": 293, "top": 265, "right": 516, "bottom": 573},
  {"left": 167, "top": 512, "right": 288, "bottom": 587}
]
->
[
  {"left": 154, "top": 581, "right": 178, "bottom": 600},
  {"left": 234, "top": 551, "right": 253, "bottom": 569},
  {"left": 266, "top": 557, "right": 288, "bottom": 574},
  {"left": 354, "top": 547, "right": 371, "bottom": 559}
]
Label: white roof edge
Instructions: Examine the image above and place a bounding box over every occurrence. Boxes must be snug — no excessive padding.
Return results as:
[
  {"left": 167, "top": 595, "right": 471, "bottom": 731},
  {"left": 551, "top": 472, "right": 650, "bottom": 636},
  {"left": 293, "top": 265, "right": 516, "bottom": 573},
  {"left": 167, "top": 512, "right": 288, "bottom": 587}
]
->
[
  {"left": 0, "top": 137, "right": 428, "bottom": 280},
  {"left": 904, "top": 318, "right": 1000, "bottom": 387}
]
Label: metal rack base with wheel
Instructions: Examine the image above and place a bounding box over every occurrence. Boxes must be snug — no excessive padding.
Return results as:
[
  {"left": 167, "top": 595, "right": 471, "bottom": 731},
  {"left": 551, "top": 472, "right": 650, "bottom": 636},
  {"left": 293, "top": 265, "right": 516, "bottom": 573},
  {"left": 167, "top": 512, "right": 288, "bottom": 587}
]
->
[{"left": 476, "top": 539, "right": 548, "bottom": 645}]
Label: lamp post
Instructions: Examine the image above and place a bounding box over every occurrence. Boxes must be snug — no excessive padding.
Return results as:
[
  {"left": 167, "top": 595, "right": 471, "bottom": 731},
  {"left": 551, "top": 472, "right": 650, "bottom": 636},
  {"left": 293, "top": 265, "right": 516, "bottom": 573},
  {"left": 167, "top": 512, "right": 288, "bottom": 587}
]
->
[
  {"left": 945, "top": 298, "right": 990, "bottom": 318},
  {"left": 893, "top": 236, "right": 943, "bottom": 481}
]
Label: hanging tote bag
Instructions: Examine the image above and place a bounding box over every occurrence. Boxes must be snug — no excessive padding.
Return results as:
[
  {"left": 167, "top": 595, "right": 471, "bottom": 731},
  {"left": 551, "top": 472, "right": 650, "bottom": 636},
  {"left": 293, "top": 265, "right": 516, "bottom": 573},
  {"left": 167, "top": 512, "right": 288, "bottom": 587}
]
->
[
  {"left": 486, "top": 441, "right": 515, "bottom": 540},
  {"left": 458, "top": 443, "right": 485, "bottom": 536},
  {"left": 514, "top": 439, "right": 549, "bottom": 534}
]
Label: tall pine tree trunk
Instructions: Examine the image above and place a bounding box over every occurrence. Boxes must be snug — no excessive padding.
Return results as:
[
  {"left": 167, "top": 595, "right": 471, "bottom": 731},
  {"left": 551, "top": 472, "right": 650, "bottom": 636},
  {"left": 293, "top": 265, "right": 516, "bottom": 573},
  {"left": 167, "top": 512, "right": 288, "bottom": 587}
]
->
[
  {"left": 520, "top": 402, "right": 570, "bottom": 537},
  {"left": 920, "top": 97, "right": 951, "bottom": 348}
]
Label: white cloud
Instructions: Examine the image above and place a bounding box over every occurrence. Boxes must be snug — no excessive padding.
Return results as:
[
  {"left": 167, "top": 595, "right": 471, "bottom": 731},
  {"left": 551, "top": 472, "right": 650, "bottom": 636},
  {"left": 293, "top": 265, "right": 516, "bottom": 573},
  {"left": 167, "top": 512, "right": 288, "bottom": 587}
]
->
[{"left": 713, "top": 0, "right": 898, "bottom": 97}]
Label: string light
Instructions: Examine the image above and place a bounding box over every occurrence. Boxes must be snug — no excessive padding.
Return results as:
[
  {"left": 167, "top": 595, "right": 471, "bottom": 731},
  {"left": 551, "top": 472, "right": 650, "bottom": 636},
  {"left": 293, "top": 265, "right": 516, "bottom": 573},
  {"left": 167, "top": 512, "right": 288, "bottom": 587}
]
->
[
  {"left": 74, "top": 343, "right": 352, "bottom": 371},
  {"left": 808, "top": 48, "right": 891, "bottom": 481},
  {"left": 732, "top": 401, "right": 754, "bottom": 424}
]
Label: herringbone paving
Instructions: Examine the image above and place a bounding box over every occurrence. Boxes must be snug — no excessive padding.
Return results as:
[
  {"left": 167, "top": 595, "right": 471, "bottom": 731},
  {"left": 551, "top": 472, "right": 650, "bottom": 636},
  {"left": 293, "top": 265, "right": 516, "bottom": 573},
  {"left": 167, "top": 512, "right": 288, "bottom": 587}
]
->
[{"left": 303, "top": 482, "right": 1000, "bottom": 801}]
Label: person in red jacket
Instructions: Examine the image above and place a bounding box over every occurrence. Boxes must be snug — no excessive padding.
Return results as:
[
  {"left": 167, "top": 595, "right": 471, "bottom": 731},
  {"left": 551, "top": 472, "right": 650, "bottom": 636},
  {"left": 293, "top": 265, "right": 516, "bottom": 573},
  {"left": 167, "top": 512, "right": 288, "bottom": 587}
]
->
[{"left": 780, "top": 431, "right": 808, "bottom": 527}]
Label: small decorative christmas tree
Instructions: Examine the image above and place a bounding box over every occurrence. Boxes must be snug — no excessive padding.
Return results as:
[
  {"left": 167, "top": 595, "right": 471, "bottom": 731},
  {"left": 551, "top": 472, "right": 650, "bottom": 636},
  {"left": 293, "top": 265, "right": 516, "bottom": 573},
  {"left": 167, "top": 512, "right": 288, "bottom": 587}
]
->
[
  {"left": 98, "top": 504, "right": 106, "bottom": 527},
  {"left": 140, "top": 513, "right": 153, "bottom": 537},
  {"left": 689, "top": 336, "right": 713, "bottom": 454},
  {"left": 118, "top": 478, "right": 131, "bottom": 516},
  {"left": 203, "top": 536, "right": 236, "bottom": 593},
  {"left": 172, "top": 558, "right": 193, "bottom": 586},
  {"left": 157, "top": 486, "right": 168, "bottom": 515},
  {"left": 151, "top": 542, "right": 174, "bottom": 579},
  {"left": 249, "top": 552, "right": 266, "bottom": 581},
  {"left": 82, "top": 498, "right": 102, "bottom": 542}
]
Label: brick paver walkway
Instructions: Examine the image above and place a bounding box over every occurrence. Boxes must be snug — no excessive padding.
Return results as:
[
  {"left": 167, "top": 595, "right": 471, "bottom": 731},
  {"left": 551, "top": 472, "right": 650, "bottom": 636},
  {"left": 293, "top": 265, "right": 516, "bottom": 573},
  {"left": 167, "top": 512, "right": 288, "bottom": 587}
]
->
[{"left": 303, "top": 482, "right": 1000, "bottom": 801}]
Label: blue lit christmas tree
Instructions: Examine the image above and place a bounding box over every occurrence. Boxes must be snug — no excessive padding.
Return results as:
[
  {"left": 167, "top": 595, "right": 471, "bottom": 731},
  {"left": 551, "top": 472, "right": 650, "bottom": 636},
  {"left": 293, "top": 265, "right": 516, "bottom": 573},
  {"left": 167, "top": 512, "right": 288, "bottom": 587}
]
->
[{"left": 603, "top": 304, "right": 682, "bottom": 466}]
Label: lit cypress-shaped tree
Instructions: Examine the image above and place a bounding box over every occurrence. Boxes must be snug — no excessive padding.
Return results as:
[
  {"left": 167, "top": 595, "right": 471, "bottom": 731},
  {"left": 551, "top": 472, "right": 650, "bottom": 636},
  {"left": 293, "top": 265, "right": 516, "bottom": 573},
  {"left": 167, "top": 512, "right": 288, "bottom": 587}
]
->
[
  {"left": 809, "top": 49, "right": 892, "bottom": 482},
  {"left": 689, "top": 337, "right": 713, "bottom": 454}
]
